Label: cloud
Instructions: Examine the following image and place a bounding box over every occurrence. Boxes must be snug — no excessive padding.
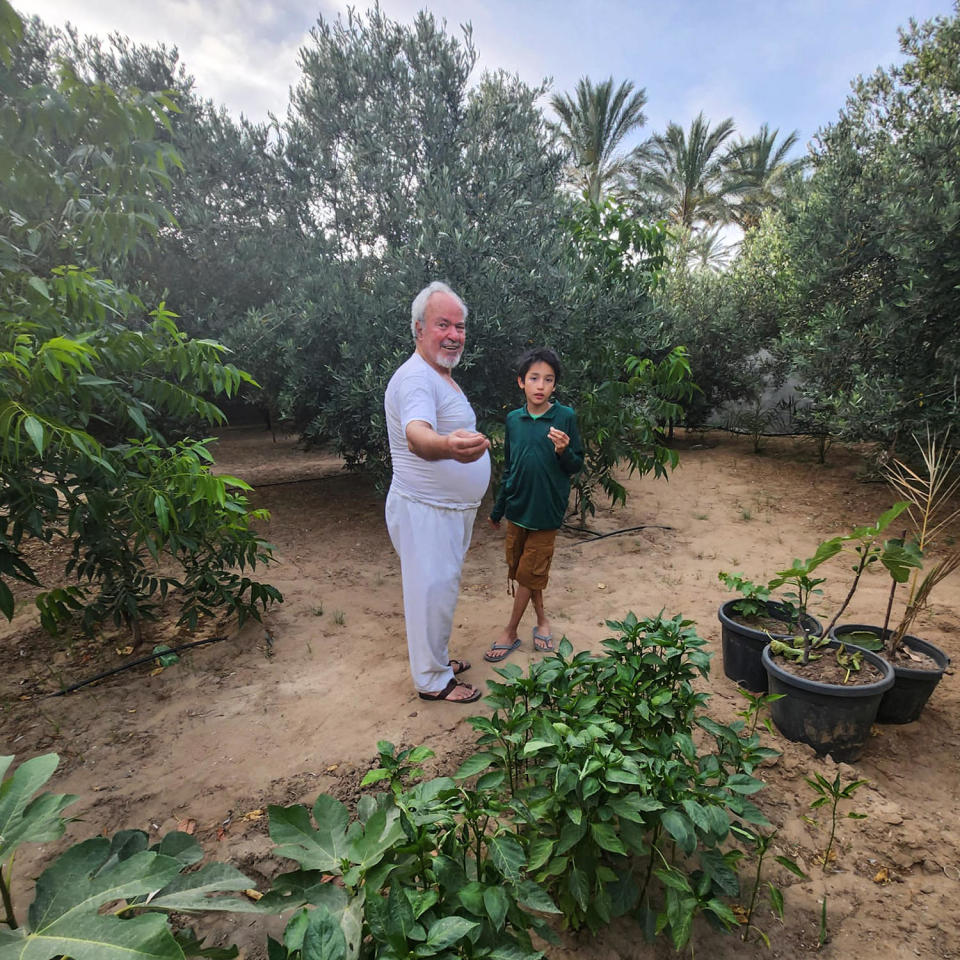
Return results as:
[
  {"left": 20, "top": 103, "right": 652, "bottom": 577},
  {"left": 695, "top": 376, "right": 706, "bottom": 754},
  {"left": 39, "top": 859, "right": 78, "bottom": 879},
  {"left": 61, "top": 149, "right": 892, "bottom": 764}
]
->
[
  {"left": 17, "top": 0, "right": 314, "bottom": 120},
  {"left": 15, "top": 0, "right": 956, "bottom": 138}
]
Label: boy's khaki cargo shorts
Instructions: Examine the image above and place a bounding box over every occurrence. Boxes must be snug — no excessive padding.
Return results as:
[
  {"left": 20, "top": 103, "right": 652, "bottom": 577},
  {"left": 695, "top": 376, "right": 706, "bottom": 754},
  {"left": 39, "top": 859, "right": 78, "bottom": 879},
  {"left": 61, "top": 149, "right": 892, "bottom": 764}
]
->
[{"left": 504, "top": 521, "right": 557, "bottom": 591}]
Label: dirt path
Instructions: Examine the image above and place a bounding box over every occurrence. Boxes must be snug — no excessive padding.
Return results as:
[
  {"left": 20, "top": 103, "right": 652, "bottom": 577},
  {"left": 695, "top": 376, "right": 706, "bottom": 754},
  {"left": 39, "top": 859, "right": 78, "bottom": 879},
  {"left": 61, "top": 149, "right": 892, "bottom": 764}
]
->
[{"left": 3, "top": 427, "right": 958, "bottom": 959}]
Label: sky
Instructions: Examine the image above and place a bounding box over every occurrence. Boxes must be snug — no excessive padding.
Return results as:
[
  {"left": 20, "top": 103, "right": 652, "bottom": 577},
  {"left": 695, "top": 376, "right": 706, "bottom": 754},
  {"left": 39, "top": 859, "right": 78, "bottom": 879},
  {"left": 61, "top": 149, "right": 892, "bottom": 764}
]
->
[{"left": 13, "top": 0, "right": 959, "bottom": 154}]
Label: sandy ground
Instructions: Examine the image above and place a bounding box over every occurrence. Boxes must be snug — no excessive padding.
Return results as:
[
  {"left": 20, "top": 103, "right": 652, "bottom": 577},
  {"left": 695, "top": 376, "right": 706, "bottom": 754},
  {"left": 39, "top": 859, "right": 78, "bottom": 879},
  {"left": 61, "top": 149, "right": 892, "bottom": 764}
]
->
[{"left": 3, "top": 426, "right": 959, "bottom": 959}]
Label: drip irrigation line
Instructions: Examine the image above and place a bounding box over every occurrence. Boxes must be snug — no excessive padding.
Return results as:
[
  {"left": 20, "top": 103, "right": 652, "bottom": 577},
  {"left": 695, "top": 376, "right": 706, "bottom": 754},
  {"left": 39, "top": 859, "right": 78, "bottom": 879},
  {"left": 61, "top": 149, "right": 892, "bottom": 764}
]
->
[
  {"left": 563, "top": 523, "right": 674, "bottom": 543},
  {"left": 242, "top": 473, "right": 347, "bottom": 489},
  {"left": 39, "top": 635, "right": 230, "bottom": 699}
]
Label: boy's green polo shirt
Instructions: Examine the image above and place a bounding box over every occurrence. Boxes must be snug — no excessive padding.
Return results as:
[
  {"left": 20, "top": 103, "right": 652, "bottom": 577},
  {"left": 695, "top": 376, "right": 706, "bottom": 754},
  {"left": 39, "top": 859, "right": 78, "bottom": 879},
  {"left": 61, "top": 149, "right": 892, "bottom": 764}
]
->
[{"left": 490, "top": 401, "right": 584, "bottom": 531}]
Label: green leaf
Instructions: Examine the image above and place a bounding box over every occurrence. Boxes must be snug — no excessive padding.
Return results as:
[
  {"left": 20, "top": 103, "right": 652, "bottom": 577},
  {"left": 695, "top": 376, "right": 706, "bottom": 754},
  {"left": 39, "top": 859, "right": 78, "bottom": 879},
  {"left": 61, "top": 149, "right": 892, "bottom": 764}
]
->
[
  {"left": 590, "top": 822, "right": 627, "bottom": 855},
  {"left": 22, "top": 415, "right": 44, "bottom": 455},
  {"left": 768, "top": 882, "right": 785, "bottom": 919},
  {"left": 454, "top": 752, "right": 498, "bottom": 779},
  {"left": 128, "top": 405, "right": 149, "bottom": 435},
  {"left": 483, "top": 886, "right": 509, "bottom": 931},
  {"left": 525, "top": 837, "right": 554, "bottom": 872},
  {"left": 26, "top": 275, "right": 50, "bottom": 299},
  {"left": 660, "top": 810, "right": 693, "bottom": 850},
  {"left": 359, "top": 769, "right": 391, "bottom": 787},
  {"left": 424, "top": 916, "right": 479, "bottom": 950},
  {"left": 774, "top": 855, "right": 808, "bottom": 879},
  {"left": 514, "top": 879, "right": 561, "bottom": 914},
  {"left": 147, "top": 862, "right": 256, "bottom": 912},
  {"left": 680, "top": 799, "right": 711, "bottom": 834},
  {"left": 488, "top": 833, "right": 525, "bottom": 883},
  {"left": 703, "top": 897, "right": 738, "bottom": 927},
  {"left": 302, "top": 904, "right": 347, "bottom": 960},
  {"left": 19, "top": 839, "right": 186, "bottom": 960},
  {"left": 568, "top": 867, "right": 589, "bottom": 911},
  {"left": 725, "top": 773, "right": 765, "bottom": 795},
  {"left": 0, "top": 754, "right": 76, "bottom": 862},
  {"left": 655, "top": 867, "right": 692, "bottom": 893},
  {"left": 269, "top": 797, "right": 350, "bottom": 872},
  {"left": 458, "top": 882, "right": 485, "bottom": 915}
]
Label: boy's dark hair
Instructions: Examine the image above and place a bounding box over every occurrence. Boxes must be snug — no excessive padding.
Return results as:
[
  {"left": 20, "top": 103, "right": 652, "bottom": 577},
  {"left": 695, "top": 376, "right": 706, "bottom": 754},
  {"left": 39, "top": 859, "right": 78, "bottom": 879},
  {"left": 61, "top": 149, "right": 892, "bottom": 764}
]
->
[{"left": 517, "top": 347, "right": 561, "bottom": 383}]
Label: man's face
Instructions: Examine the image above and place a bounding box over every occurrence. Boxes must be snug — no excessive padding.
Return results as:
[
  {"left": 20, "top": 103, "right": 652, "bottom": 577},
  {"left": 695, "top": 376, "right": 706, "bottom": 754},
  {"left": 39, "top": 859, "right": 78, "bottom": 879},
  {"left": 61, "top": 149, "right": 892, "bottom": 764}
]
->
[{"left": 416, "top": 292, "right": 465, "bottom": 370}]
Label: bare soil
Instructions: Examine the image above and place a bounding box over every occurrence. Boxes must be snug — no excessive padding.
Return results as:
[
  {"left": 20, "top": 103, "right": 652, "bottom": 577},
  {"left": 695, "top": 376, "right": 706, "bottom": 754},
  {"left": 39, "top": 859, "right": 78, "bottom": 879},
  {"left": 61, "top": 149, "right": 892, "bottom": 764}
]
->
[{"left": 3, "top": 427, "right": 959, "bottom": 960}]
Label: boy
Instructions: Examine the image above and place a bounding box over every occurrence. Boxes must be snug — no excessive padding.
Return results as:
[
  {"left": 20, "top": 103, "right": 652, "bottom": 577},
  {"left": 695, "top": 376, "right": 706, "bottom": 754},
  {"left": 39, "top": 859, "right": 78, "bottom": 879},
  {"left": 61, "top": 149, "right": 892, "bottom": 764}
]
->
[{"left": 484, "top": 347, "right": 583, "bottom": 661}]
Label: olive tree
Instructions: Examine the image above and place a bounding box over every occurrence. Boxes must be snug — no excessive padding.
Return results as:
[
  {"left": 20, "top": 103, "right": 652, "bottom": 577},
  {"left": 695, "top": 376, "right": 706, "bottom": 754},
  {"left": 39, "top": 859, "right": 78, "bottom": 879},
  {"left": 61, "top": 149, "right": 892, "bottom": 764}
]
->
[{"left": 779, "top": 9, "right": 960, "bottom": 444}]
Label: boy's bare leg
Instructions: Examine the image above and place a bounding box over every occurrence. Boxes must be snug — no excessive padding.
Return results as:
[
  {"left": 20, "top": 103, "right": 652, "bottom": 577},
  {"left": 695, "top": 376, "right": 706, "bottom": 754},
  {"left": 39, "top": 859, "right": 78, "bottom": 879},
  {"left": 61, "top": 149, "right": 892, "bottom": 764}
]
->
[
  {"left": 531, "top": 589, "right": 551, "bottom": 634},
  {"left": 487, "top": 585, "right": 533, "bottom": 660},
  {"left": 531, "top": 589, "right": 553, "bottom": 648}
]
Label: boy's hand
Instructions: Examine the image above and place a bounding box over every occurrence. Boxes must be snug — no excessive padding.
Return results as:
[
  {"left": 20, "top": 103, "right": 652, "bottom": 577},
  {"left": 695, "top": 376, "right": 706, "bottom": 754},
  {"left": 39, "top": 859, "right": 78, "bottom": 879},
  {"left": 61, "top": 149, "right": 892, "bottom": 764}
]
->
[
  {"left": 548, "top": 427, "right": 569, "bottom": 455},
  {"left": 488, "top": 518, "right": 501, "bottom": 530}
]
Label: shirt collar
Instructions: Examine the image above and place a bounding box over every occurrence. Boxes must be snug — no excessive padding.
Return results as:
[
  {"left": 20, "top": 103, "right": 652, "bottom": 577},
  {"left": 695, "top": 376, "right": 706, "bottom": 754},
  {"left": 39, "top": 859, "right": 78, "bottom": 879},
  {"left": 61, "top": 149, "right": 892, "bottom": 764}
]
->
[{"left": 519, "top": 402, "right": 558, "bottom": 420}]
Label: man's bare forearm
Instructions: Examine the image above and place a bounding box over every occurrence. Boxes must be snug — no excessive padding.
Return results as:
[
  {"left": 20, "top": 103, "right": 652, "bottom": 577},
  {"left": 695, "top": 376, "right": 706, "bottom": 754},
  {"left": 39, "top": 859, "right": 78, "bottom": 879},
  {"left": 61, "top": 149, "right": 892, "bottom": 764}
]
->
[{"left": 406, "top": 420, "right": 490, "bottom": 463}]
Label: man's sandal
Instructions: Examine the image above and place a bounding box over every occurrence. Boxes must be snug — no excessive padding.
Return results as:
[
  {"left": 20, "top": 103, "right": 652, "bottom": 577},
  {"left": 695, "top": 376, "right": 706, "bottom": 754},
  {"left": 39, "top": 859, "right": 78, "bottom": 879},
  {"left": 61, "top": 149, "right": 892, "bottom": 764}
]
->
[
  {"left": 418, "top": 678, "right": 481, "bottom": 703},
  {"left": 448, "top": 658, "right": 471, "bottom": 675},
  {"left": 532, "top": 628, "right": 555, "bottom": 652},
  {"left": 483, "top": 637, "right": 522, "bottom": 662}
]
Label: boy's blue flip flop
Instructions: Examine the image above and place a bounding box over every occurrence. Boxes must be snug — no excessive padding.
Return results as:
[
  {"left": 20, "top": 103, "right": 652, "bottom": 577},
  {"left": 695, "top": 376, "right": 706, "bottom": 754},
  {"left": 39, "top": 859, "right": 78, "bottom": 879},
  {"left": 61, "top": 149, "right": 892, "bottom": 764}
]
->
[
  {"left": 484, "top": 637, "right": 521, "bottom": 662},
  {"left": 533, "top": 628, "right": 555, "bottom": 652}
]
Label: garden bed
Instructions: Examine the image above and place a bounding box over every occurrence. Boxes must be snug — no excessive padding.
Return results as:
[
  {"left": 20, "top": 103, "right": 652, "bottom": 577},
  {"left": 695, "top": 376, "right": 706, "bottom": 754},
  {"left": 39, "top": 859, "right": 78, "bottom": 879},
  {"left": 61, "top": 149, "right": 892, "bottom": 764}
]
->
[{"left": 2, "top": 428, "right": 958, "bottom": 958}]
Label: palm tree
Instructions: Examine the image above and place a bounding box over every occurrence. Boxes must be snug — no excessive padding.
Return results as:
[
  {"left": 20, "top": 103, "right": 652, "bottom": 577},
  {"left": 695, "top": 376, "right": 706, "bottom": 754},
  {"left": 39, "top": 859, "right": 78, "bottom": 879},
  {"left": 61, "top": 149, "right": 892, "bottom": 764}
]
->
[
  {"left": 682, "top": 225, "right": 734, "bottom": 272},
  {"left": 627, "top": 112, "right": 738, "bottom": 229},
  {"left": 726, "top": 124, "right": 806, "bottom": 229},
  {"left": 549, "top": 76, "right": 647, "bottom": 204}
]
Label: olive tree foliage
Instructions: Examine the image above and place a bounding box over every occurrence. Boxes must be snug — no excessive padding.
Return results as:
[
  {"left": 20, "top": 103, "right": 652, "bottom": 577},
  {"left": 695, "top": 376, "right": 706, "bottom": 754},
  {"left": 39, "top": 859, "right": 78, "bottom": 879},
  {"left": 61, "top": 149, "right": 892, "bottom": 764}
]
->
[
  {"left": 255, "top": 8, "right": 694, "bottom": 519},
  {"left": 778, "top": 8, "right": 960, "bottom": 444},
  {"left": 0, "top": 1, "right": 281, "bottom": 642}
]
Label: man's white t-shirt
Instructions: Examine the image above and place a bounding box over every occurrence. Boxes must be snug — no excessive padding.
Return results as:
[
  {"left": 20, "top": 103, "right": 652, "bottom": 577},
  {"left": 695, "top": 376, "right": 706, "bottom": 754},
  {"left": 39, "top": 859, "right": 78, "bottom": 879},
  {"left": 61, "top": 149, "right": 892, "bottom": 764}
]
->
[{"left": 385, "top": 352, "right": 491, "bottom": 509}]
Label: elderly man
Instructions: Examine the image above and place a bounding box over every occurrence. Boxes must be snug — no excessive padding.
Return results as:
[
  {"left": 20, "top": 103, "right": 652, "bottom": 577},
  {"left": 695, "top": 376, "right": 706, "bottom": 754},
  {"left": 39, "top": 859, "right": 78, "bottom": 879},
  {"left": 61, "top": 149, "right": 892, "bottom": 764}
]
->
[{"left": 384, "top": 281, "right": 491, "bottom": 703}]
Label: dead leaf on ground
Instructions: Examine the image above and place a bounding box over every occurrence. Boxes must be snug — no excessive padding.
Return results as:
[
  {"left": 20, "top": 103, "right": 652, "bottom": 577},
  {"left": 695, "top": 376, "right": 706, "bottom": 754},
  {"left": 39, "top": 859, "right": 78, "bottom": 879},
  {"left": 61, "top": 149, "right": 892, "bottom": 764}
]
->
[
  {"left": 327, "top": 764, "right": 339, "bottom": 772},
  {"left": 116, "top": 646, "right": 134, "bottom": 656},
  {"left": 731, "top": 904, "right": 749, "bottom": 924},
  {"left": 597, "top": 582, "right": 607, "bottom": 590},
  {"left": 239, "top": 808, "right": 264, "bottom": 822},
  {"left": 243, "top": 889, "right": 263, "bottom": 901},
  {"left": 873, "top": 867, "right": 890, "bottom": 884}
]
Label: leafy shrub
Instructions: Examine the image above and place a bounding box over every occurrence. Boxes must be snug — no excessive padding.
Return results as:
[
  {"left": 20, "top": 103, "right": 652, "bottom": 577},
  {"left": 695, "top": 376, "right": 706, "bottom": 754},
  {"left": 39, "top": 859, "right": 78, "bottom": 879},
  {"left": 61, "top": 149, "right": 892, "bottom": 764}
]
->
[
  {"left": 0, "top": 2, "right": 281, "bottom": 641},
  {"left": 265, "top": 613, "right": 785, "bottom": 956}
]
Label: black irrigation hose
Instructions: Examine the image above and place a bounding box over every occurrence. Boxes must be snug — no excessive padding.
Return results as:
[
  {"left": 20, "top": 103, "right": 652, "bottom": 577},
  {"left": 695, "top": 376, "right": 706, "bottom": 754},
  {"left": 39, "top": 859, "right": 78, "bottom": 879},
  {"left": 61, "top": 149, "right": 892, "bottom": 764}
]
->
[
  {"left": 242, "top": 474, "right": 346, "bottom": 489},
  {"left": 44, "top": 635, "right": 229, "bottom": 698},
  {"left": 562, "top": 523, "right": 674, "bottom": 543}
]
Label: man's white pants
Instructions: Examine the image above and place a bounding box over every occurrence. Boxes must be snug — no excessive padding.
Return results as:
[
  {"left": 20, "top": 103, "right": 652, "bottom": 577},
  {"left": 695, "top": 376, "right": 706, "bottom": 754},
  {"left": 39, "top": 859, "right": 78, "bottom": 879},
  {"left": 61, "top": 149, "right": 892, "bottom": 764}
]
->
[{"left": 385, "top": 490, "right": 477, "bottom": 694}]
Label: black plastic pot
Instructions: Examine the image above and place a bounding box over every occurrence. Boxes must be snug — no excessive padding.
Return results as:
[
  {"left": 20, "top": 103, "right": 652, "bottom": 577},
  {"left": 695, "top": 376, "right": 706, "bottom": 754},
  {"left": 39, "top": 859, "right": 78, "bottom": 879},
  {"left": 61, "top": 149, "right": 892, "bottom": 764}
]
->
[
  {"left": 761, "top": 640, "right": 895, "bottom": 762},
  {"left": 717, "top": 599, "right": 823, "bottom": 693},
  {"left": 828, "top": 624, "right": 951, "bottom": 725}
]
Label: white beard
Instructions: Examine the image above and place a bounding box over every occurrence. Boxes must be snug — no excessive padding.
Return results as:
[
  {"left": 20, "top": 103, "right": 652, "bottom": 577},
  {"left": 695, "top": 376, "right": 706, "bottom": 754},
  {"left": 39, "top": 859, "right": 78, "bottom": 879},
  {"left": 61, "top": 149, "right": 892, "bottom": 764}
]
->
[{"left": 435, "top": 348, "right": 462, "bottom": 369}]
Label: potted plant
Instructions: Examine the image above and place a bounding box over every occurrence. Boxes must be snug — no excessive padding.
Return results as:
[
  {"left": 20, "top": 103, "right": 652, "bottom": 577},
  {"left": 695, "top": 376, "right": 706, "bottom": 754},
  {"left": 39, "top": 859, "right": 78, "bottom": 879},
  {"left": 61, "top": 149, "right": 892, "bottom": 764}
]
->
[
  {"left": 717, "top": 571, "right": 825, "bottom": 694},
  {"left": 723, "top": 505, "right": 918, "bottom": 761},
  {"left": 829, "top": 432, "right": 957, "bottom": 723}
]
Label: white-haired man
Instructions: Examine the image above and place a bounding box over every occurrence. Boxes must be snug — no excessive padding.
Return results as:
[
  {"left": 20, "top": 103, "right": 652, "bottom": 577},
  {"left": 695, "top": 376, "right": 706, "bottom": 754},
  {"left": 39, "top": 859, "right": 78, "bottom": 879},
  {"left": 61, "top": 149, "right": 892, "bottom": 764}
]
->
[{"left": 384, "top": 282, "right": 491, "bottom": 703}]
